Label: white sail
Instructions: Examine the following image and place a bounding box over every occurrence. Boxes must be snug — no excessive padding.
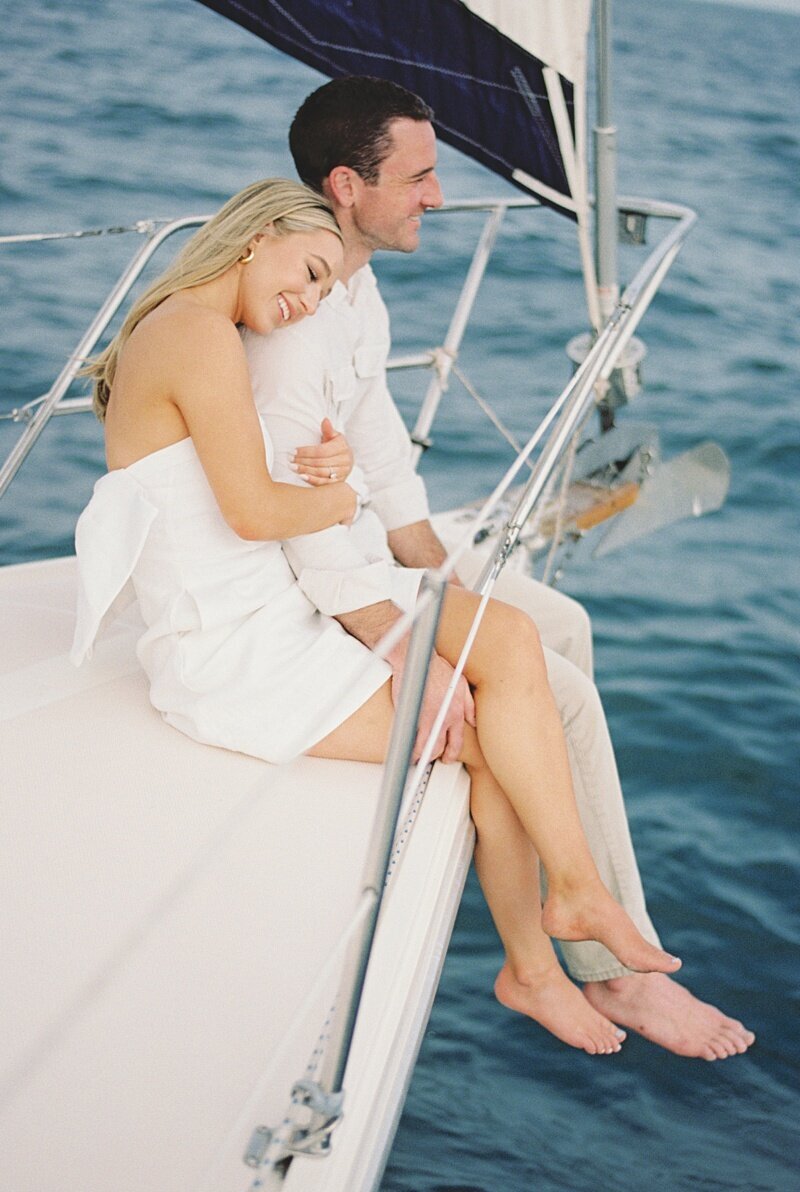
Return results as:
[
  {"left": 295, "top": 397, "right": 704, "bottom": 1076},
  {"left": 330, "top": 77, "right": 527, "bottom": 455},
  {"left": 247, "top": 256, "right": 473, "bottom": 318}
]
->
[{"left": 462, "top": 0, "right": 591, "bottom": 84}]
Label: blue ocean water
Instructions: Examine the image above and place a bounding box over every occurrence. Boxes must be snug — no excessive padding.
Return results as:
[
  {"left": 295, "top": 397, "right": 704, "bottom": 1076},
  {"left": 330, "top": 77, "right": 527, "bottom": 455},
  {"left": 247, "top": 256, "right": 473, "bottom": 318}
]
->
[{"left": 1, "top": 1, "right": 798, "bottom": 1189}]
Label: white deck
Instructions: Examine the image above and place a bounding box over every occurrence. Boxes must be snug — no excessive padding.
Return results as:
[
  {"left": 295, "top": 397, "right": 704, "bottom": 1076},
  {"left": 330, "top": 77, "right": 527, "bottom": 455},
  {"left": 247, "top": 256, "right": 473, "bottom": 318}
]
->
[{"left": 0, "top": 556, "right": 474, "bottom": 1191}]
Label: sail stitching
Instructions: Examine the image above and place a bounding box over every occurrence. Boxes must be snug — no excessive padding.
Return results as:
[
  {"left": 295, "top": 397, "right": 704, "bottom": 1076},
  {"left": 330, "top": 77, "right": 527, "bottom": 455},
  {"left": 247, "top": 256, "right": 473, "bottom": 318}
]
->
[
  {"left": 223, "top": 0, "right": 559, "bottom": 99},
  {"left": 511, "top": 66, "right": 564, "bottom": 172}
]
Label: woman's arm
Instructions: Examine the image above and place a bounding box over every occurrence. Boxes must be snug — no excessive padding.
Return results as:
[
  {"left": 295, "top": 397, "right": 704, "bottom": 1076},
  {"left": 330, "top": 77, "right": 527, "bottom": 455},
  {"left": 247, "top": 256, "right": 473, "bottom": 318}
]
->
[{"left": 155, "top": 309, "right": 356, "bottom": 539}]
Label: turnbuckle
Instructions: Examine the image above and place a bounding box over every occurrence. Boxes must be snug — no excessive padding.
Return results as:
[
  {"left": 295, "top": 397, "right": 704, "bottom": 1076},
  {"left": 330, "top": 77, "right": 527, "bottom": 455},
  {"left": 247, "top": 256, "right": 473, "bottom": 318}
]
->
[{"left": 243, "top": 1080, "right": 345, "bottom": 1169}]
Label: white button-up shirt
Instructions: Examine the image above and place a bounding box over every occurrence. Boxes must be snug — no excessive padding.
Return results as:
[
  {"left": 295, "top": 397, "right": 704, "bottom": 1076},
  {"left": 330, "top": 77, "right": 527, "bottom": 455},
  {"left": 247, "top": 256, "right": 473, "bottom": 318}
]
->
[{"left": 242, "top": 264, "right": 430, "bottom": 616}]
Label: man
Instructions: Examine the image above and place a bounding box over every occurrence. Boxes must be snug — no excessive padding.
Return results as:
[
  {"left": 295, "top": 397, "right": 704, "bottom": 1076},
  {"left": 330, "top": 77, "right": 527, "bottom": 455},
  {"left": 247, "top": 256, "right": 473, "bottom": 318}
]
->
[{"left": 244, "top": 77, "right": 753, "bottom": 1059}]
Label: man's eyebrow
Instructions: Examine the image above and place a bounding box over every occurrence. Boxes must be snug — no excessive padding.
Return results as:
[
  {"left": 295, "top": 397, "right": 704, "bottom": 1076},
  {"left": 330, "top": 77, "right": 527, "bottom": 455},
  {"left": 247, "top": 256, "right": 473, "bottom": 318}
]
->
[{"left": 406, "top": 165, "right": 436, "bottom": 182}]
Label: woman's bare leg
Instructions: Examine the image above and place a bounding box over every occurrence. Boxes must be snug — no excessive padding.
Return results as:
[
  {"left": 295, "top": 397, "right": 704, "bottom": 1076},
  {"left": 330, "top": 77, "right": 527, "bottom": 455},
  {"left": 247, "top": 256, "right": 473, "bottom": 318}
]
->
[
  {"left": 435, "top": 587, "right": 681, "bottom": 975},
  {"left": 307, "top": 677, "right": 396, "bottom": 762},
  {"left": 309, "top": 590, "right": 680, "bottom": 974},
  {"left": 309, "top": 683, "right": 624, "bottom": 1052}
]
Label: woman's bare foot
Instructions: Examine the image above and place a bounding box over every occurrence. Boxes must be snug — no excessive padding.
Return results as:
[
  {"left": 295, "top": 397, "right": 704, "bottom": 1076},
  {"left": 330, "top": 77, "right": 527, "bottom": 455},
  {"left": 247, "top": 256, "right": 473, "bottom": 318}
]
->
[
  {"left": 494, "top": 961, "right": 626, "bottom": 1055},
  {"left": 583, "top": 973, "right": 755, "bottom": 1060},
  {"left": 541, "top": 883, "right": 682, "bottom": 975}
]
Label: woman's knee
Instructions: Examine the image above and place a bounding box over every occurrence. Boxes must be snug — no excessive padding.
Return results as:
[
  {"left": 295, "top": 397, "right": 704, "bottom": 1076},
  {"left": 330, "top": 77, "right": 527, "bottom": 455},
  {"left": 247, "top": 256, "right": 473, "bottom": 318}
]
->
[{"left": 481, "top": 598, "right": 545, "bottom": 676}]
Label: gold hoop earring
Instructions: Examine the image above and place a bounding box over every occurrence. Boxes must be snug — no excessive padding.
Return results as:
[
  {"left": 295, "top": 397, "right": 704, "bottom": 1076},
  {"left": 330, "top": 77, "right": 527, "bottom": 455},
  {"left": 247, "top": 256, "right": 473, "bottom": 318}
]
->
[{"left": 239, "top": 247, "right": 255, "bottom": 264}]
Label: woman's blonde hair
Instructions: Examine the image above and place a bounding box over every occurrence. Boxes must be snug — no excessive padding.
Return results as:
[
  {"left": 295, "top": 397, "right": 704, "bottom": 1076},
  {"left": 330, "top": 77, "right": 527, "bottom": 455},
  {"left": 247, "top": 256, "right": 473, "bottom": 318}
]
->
[{"left": 85, "top": 178, "right": 341, "bottom": 420}]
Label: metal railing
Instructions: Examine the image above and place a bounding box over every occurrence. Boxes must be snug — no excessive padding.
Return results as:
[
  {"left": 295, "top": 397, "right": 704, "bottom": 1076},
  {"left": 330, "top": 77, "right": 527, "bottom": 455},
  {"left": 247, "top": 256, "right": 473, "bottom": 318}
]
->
[
  {"left": 0, "top": 198, "right": 538, "bottom": 495},
  {"left": 0, "top": 215, "right": 207, "bottom": 499}
]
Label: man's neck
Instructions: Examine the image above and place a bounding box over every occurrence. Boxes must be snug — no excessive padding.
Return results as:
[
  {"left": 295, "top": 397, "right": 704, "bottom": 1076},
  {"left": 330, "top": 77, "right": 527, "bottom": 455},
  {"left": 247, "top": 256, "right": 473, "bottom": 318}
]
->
[
  {"left": 340, "top": 238, "right": 373, "bottom": 285},
  {"left": 325, "top": 199, "right": 375, "bottom": 284}
]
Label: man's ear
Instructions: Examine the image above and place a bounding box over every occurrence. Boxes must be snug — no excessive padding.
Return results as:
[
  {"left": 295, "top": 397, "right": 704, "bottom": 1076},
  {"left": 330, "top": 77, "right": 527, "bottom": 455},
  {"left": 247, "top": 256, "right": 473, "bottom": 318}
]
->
[{"left": 325, "top": 166, "right": 360, "bottom": 208}]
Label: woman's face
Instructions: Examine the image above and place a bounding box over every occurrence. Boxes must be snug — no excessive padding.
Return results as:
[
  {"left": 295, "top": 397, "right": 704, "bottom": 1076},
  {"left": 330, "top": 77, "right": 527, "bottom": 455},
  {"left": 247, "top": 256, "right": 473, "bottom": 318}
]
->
[{"left": 237, "top": 227, "right": 343, "bottom": 335}]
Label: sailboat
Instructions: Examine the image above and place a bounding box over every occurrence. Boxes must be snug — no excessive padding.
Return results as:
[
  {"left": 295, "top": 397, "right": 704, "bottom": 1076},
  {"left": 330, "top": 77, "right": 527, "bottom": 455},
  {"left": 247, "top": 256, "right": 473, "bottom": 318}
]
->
[{"left": 0, "top": 4, "right": 730, "bottom": 1190}]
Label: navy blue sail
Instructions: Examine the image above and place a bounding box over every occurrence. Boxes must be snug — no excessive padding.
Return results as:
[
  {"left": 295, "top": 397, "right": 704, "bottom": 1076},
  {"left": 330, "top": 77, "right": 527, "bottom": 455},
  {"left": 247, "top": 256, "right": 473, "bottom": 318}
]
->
[{"left": 194, "top": 0, "right": 580, "bottom": 218}]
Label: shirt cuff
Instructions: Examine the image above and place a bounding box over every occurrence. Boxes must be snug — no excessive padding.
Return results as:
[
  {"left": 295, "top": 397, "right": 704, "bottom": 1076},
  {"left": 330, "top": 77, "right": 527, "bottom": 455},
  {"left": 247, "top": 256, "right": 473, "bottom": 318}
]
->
[
  {"left": 369, "top": 473, "right": 430, "bottom": 532},
  {"left": 296, "top": 560, "right": 395, "bottom": 616}
]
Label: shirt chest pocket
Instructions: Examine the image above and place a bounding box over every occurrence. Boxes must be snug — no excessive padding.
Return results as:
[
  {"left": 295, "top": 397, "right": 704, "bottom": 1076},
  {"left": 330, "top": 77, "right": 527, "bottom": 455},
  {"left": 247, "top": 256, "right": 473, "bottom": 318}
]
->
[{"left": 324, "top": 363, "right": 357, "bottom": 414}]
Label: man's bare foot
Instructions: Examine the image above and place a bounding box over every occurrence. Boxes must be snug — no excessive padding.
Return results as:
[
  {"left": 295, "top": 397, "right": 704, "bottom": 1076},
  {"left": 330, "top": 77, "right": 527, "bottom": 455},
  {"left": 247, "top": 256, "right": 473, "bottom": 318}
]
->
[
  {"left": 494, "top": 960, "right": 627, "bottom": 1055},
  {"left": 583, "top": 972, "right": 756, "bottom": 1060},
  {"left": 541, "top": 884, "right": 681, "bottom": 975}
]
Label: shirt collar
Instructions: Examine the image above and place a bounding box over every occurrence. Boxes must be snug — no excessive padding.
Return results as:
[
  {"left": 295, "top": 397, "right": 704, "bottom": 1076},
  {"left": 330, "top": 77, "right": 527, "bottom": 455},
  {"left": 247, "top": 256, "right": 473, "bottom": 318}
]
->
[{"left": 325, "top": 264, "right": 377, "bottom": 310}]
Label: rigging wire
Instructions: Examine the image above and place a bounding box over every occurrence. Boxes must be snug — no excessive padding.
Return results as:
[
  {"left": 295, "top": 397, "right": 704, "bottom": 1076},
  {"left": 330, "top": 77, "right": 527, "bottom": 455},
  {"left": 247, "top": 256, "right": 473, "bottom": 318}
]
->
[{"left": 450, "top": 361, "right": 532, "bottom": 466}]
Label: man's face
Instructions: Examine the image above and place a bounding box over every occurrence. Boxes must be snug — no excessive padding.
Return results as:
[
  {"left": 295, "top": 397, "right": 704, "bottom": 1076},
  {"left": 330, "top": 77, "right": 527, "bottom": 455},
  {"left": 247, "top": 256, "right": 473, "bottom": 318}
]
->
[{"left": 351, "top": 118, "right": 444, "bottom": 254}]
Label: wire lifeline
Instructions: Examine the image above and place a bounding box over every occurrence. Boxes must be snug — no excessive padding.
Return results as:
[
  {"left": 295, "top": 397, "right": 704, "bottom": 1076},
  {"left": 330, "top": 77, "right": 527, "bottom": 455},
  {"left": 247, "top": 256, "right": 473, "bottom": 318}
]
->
[
  {"left": 198, "top": 891, "right": 375, "bottom": 1191},
  {"left": 0, "top": 221, "right": 161, "bottom": 245},
  {"left": 234, "top": 760, "right": 436, "bottom": 1181}
]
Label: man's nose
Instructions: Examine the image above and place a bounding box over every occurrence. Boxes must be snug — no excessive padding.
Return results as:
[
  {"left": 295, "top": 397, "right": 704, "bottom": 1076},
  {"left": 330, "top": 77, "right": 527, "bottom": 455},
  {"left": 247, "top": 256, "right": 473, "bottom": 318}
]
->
[{"left": 423, "top": 171, "right": 444, "bottom": 209}]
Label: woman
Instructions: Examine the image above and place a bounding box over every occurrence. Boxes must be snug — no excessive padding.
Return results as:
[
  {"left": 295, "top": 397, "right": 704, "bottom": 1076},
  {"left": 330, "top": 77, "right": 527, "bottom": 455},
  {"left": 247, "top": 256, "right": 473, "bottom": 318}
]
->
[
  {"left": 73, "top": 179, "right": 392, "bottom": 759},
  {"left": 74, "top": 177, "right": 680, "bottom": 1056}
]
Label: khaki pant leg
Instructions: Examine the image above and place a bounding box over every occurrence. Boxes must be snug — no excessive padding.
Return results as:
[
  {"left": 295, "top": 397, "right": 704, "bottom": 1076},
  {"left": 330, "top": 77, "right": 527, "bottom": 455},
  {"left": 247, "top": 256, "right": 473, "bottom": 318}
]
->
[{"left": 543, "top": 647, "right": 662, "bottom": 981}]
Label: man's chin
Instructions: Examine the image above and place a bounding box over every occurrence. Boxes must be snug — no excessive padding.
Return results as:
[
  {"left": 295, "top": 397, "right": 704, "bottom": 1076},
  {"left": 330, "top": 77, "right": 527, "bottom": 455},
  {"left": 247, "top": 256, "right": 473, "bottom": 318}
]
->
[
  {"left": 369, "top": 230, "right": 420, "bottom": 255},
  {"left": 394, "top": 229, "right": 421, "bottom": 254}
]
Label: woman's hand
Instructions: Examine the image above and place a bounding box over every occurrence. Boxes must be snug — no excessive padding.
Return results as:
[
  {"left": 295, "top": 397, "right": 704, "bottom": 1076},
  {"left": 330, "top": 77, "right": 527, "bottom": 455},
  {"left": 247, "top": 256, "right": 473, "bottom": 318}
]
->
[{"left": 291, "top": 417, "right": 354, "bottom": 485}]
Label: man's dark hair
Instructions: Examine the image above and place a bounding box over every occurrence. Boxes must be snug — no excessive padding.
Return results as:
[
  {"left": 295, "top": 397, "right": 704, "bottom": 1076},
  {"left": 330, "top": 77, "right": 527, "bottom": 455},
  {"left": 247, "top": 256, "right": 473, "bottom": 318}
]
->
[{"left": 289, "top": 76, "right": 434, "bottom": 193}]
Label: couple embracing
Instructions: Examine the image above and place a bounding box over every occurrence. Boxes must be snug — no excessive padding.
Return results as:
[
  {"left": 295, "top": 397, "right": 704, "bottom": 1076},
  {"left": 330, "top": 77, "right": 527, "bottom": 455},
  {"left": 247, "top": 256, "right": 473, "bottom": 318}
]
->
[{"left": 74, "top": 76, "right": 753, "bottom": 1061}]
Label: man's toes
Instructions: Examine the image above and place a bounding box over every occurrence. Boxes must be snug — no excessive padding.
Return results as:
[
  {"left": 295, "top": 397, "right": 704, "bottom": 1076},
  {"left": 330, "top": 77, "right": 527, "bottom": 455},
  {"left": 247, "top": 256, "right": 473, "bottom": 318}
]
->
[
  {"left": 718, "top": 1023, "right": 751, "bottom": 1053},
  {"left": 727, "top": 1019, "right": 756, "bottom": 1046}
]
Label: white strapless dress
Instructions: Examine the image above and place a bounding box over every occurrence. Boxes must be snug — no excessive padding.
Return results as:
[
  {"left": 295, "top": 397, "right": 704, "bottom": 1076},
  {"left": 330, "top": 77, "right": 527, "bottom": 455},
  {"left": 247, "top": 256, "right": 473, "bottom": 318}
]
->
[{"left": 71, "top": 428, "right": 392, "bottom": 764}]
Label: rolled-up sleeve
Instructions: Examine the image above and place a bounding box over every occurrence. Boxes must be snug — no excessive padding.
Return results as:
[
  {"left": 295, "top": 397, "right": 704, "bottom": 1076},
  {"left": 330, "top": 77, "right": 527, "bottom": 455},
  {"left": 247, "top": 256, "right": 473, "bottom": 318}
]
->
[{"left": 242, "top": 316, "right": 395, "bottom": 615}]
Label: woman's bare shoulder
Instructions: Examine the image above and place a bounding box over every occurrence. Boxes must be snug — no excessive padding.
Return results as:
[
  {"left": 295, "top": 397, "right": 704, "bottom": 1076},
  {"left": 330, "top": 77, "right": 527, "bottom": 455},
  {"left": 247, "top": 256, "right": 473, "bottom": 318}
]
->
[
  {"left": 134, "top": 298, "right": 241, "bottom": 359},
  {"left": 122, "top": 300, "right": 245, "bottom": 399}
]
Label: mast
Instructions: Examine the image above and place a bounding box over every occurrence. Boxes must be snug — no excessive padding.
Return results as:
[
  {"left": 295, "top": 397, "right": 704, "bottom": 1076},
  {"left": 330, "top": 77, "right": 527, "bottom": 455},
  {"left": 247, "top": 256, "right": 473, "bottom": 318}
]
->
[{"left": 594, "top": 0, "right": 619, "bottom": 323}]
